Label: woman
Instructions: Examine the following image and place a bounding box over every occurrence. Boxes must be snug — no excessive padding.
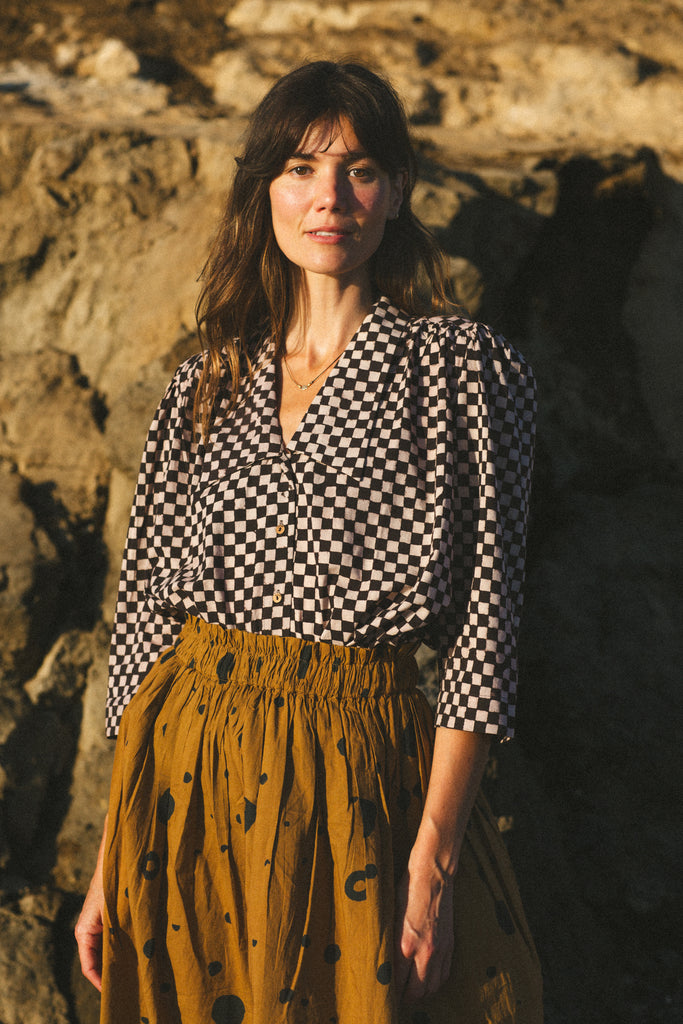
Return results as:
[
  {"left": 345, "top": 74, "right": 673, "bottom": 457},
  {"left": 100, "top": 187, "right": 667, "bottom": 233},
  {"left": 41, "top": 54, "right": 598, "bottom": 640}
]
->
[{"left": 76, "top": 61, "right": 542, "bottom": 1024}]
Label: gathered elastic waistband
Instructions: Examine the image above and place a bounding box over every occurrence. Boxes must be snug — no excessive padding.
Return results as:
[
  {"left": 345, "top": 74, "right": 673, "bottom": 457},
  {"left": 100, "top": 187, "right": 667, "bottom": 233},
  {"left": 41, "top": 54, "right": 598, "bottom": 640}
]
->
[{"left": 171, "top": 615, "right": 420, "bottom": 700}]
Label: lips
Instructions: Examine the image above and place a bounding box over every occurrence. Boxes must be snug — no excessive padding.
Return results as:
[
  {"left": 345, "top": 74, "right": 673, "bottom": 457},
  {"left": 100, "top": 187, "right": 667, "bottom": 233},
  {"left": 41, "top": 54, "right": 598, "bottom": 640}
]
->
[
  {"left": 307, "top": 224, "right": 353, "bottom": 233},
  {"left": 306, "top": 227, "right": 354, "bottom": 241}
]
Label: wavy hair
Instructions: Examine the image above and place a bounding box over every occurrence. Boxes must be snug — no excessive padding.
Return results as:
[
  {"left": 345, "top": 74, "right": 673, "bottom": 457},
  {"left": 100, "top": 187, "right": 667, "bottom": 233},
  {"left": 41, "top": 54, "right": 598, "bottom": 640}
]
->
[{"left": 194, "top": 60, "right": 452, "bottom": 437}]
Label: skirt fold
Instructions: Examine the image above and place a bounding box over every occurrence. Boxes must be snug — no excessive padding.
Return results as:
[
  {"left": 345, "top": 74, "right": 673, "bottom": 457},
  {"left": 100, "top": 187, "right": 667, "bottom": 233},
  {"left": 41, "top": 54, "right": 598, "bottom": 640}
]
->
[{"left": 101, "top": 616, "right": 542, "bottom": 1024}]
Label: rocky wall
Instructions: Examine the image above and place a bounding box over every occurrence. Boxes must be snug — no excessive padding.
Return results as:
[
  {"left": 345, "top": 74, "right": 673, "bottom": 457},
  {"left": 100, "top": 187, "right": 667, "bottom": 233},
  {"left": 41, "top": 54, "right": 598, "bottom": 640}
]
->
[{"left": 0, "top": 2, "right": 682, "bottom": 1022}]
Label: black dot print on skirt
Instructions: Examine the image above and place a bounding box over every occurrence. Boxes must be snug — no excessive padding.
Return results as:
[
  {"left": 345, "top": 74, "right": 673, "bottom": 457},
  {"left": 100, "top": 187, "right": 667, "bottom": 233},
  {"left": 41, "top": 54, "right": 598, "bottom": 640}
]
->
[
  {"left": 279, "top": 988, "right": 295, "bottom": 1004},
  {"left": 401, "top": 720, "right": 418, "bottom": 757},
  {"left": 344, "top": 863, "right": 377, "bottom": 901},
  {"left": 140, "top": 852, "right": 161, "bottom": 880},
  {"left": 376, "top": 961, "right": 392, "bottom": 985},
  {"left": 297, "top": 645, "right": 312, "bottom": 678},
  {"left": 244, "top": 799, "right": 257, "bottom": 832},
  {"left": 208, "top": 961, "right": 222, "bottom": 976},
  {"left": 211, "top": 994, "right": 245, "bottom": 1024},
  {"left": 359, "top": 798, "right": 377, "bottom": 838},
  {"left": 324, "top": 943, "right": 341, "bottom": 964},
  {"left": 157, "top": 789, "right": 175, "bottom": 823},
  {"left": 216, "top": 651, "right": 235, "bottom": 683}
]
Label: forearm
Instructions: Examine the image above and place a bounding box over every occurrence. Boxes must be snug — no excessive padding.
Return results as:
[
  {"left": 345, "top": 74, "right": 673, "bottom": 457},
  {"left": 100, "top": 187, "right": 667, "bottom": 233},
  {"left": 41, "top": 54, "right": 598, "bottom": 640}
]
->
[
  {"left": 97, "top": 814, "right": 108, "bottom": 876},
  {"left": 410, "top": 728, "right": 491, "bottom": 878}
]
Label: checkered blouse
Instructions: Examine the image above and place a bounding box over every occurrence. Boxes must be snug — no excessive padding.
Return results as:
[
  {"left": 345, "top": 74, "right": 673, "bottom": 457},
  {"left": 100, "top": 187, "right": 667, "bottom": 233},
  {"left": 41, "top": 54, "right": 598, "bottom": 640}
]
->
[{"left": 106, "top": 297, "right": 536, "bottom": 739}]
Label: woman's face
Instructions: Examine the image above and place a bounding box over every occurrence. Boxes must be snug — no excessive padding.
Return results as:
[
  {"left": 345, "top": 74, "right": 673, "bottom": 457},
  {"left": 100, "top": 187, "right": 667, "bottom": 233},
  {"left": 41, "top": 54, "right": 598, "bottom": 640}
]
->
[{"left": 268, "top": 116, "right": 404, "bottom": 290}]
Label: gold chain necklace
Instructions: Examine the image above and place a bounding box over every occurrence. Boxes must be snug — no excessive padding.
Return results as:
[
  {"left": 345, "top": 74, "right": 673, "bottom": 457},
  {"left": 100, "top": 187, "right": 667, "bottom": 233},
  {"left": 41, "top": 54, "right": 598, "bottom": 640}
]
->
[{"left": 282, "top": 349, "right": 344, "bottom": 391}]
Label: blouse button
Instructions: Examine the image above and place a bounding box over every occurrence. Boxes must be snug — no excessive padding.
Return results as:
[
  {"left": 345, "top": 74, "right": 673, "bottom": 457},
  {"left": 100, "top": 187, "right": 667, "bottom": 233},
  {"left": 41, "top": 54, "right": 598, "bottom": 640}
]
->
[
  {"left": 272, "top": 590, "right": 283, "bottom": 604},
  {"left": 276, "top": 523, "right": 286, "bottom": 535}
]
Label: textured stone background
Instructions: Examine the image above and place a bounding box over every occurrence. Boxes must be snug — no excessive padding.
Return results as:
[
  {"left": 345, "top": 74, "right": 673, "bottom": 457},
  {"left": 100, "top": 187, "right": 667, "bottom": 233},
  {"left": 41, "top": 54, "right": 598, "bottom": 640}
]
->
[{"left": 0, "top": 2, "right": 682, "bottom": 1022}]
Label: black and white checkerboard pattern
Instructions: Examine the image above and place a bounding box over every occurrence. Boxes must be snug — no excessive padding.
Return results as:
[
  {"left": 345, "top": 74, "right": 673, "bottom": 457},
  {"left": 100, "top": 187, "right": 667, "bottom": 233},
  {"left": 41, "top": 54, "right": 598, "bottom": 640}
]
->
[{"left": 106, "top": 297, "right": 536, "bottom": 739}]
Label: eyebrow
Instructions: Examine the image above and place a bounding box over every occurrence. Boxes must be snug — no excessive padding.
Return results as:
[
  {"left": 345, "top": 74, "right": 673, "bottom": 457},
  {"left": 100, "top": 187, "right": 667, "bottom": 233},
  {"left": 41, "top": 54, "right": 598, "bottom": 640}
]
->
[{"left": 289, "top": 149, "right": 369, "bottom": 161}]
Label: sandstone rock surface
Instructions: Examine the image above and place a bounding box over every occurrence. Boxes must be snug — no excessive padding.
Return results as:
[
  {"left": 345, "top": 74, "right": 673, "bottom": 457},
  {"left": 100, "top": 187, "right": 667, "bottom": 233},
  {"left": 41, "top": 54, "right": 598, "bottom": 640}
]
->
[{"left": 0, "top": 2, "right": 681, "bottom": 1023}]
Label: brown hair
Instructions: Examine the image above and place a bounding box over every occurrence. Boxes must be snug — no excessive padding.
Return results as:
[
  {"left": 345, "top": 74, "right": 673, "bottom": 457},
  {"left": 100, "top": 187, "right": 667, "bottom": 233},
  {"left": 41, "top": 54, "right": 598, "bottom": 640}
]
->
[{"left": 194, "top": 60, "right": 451, "bottom": 437}]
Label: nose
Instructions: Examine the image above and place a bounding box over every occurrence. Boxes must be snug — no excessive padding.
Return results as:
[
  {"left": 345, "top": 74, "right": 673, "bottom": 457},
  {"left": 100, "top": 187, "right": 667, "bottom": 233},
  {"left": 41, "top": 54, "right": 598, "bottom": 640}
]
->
[{"left": 315, "top": 167, "right": 349, "bottom": 211}]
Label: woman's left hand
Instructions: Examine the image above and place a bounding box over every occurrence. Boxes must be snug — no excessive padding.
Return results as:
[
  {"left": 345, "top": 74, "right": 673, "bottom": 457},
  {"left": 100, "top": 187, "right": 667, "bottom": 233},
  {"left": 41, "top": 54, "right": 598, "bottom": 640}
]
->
[{"left": 393, "top": 852, "right": 455, "bottom": 1002}]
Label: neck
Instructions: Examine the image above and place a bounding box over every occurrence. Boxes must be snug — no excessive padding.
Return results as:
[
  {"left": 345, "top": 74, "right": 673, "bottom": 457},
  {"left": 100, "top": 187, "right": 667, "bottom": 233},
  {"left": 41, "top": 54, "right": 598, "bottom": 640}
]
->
[{"left": 286, "top": 276, "right": 375, "bottom": 370}]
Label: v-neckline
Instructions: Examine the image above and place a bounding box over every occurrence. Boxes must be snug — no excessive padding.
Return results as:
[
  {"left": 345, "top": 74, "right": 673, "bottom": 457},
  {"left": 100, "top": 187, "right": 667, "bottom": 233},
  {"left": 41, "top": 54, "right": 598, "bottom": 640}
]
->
[{"left": 274, "top": 302, "right": 377, "bottom": 452}]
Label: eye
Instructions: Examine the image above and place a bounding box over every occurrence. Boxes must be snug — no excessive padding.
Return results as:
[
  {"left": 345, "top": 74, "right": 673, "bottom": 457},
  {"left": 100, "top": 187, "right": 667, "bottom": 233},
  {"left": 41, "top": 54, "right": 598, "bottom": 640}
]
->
[
  {"left": 348, "top": 165, "right": 376, "bottom": 180},
  {"left": 287, "top": 164, "right": 312, "bottom": 176}
]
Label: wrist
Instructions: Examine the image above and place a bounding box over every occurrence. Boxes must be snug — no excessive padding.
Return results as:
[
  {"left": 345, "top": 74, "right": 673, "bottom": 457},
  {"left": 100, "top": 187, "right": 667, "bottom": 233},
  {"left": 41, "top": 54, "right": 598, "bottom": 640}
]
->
[{"left": 409, "top": 815, "right": 461, "bottom": 880}]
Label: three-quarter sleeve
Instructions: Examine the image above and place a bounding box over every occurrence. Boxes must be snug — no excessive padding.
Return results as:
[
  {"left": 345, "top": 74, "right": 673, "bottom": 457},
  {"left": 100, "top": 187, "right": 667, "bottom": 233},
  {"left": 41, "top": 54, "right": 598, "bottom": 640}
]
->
[
  {"left": 435, "top": 323, "right": 537, "bottom": 740},
  {"left": 105, "top": 355, "right": 202, "bottom": 737}
]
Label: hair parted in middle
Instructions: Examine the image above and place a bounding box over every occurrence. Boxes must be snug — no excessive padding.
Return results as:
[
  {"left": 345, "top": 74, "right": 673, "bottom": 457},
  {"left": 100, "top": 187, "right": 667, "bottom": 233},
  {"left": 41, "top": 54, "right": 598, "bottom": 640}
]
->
[{"left": 194, "top": 59, "right": 452, "bottom": 436}]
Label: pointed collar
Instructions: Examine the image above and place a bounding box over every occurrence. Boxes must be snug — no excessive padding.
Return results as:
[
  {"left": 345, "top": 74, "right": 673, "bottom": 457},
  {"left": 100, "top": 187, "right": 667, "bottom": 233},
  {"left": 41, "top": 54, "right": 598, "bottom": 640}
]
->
[{"left": 220, "top": 296, "right": 412, "bottom": 474}]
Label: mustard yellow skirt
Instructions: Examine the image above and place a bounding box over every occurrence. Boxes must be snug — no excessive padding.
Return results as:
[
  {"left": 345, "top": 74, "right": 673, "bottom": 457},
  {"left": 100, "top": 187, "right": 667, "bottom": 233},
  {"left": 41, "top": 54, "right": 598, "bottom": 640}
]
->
[{"left": 101, "top": 617, "right": 542, "bottom": 1024}]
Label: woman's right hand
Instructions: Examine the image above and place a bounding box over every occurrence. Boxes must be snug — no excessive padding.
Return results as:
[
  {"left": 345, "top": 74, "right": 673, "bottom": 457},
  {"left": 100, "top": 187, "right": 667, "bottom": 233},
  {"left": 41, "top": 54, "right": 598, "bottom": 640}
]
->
[{"left": 74, "top": 816, "right": 108, "bottom": 992}]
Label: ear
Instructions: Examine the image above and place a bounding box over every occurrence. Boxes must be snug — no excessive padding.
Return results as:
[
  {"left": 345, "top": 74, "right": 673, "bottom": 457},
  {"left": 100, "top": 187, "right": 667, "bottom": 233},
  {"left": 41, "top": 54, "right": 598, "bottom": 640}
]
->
[{"left": 388, "top": 169, "right": 408, "bottom": 219}]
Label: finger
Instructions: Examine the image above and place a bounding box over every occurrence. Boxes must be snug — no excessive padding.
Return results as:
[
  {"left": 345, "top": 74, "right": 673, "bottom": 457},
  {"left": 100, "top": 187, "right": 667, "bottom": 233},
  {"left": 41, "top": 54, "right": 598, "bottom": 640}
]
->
[
  {"left": 393, "top": 931, "right": 413, "bottom": 998},
  {"left": 394, "top": 898, "right": 419, "bottom": 998},
  {"left": 405, "top": 939, "right": 454, "bottom": 1002},
  {"left": 400, "top": 960, "right": 423, "bottom": 1004},
  {"left": 82, "top": 963, "right": 103, "bottom": 993},
  {"left": 404, "top": 949, "right": 432, "bottom": 1002},
  {"left": 78, "top": 940, "right": 103, "bottom": 992}
]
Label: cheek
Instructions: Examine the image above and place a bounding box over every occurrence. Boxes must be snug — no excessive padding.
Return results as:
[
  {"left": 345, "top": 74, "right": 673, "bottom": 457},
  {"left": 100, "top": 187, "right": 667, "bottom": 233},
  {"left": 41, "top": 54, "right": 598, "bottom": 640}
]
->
[
  {"left": 362, "top": 199, "right": 390, "bottom": 240},
  {"left": 361, "top": 186, "right": 392, "bottom": 225},
  {"left": 269, "top": 186, "right": 296, "bottom": 237},
  {"left": 270, "top": 183, "right": 305, "bottom": 218}
]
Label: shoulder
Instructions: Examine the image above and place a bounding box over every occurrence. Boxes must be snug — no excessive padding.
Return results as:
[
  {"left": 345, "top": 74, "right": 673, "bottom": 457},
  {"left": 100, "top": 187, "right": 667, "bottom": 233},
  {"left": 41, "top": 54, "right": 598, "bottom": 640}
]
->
[
  {"left": 164, "top": 351, "right": 205, "bottom": 399},
  {"left": 143, "top": 352, "right": 205, "bottom": 446},
  {"left": 408, "top": 311, "right": 535, "bottom": 391},
  {"left": 153, "top": 352, "right": 205, "bottom": 418}
]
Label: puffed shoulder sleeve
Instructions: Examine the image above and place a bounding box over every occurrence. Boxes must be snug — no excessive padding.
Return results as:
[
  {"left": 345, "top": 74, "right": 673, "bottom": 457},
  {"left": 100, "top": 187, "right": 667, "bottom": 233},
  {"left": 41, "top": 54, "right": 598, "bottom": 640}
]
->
[
  {"left": 435, "top": 321, "right": 536, "bottom": 740},
  {"left": 105, "top": 355, "right": 203, "bottom": 737}
]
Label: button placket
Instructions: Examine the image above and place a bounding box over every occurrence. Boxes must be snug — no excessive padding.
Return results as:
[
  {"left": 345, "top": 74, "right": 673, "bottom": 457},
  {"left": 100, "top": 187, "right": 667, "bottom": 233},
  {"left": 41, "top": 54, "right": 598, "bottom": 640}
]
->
[{"left": 271, "top": 458, "right": 297, "bottom": 612}]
